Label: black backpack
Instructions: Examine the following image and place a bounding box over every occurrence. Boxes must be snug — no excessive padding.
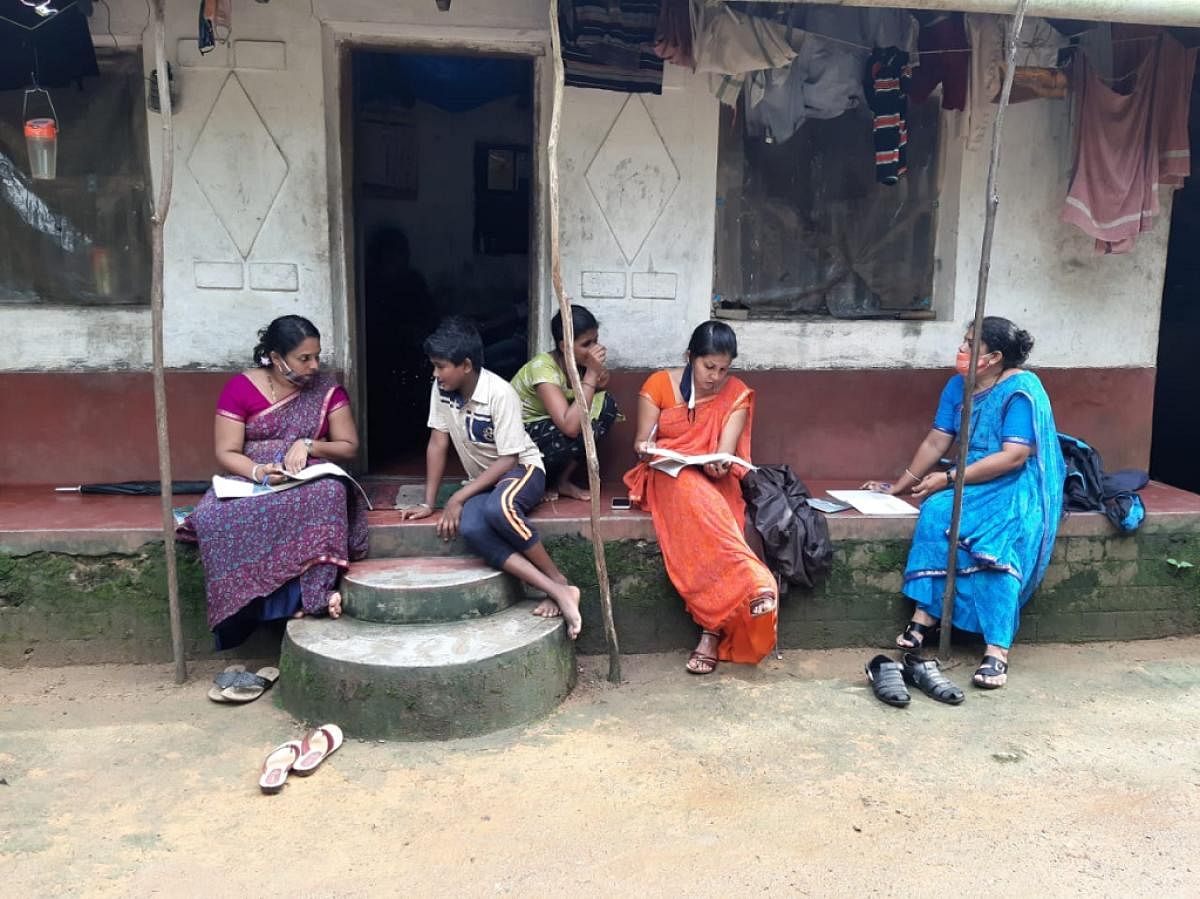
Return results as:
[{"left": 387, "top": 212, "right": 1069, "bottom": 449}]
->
[
  {"left": 740, "top": 464, "right": 834, "bottom": 590},
  {"left": 1058, "top": 434, "right": 1148, "bottom": 532}
]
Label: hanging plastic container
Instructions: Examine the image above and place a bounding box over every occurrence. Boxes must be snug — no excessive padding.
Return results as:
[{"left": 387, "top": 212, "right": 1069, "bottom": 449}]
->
[
  {"left": 24, "top": 118, "right": 58, "bottom": 180},
  {"left": 23, "top": 85, "right": 59, "bottom": 181}
]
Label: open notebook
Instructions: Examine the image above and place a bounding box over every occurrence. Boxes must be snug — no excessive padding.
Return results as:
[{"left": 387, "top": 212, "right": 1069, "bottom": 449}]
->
[
  {"left": 212, "top": 462, "right": 373, "bottom": 509},
  {"left": 648, "top": 447, "right": 756, "bottom": 479}
]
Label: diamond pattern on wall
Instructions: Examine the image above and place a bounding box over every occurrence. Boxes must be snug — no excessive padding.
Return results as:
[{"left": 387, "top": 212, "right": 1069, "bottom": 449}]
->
[
  {"left": 187, "top": 73, "right": 288, "bottom": 257},
  {"left": 584, "top": 96, "right": 680, "bottom": 265}
]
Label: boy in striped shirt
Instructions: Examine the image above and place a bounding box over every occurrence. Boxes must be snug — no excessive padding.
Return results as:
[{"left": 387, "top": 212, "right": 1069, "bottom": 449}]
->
[{"left": 399, "top": 316, "right": 582, "bottom": 638}]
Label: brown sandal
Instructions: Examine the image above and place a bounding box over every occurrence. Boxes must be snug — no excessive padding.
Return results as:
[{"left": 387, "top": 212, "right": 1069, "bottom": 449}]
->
[{"left": 686, "top": 629, "right": 721, "bottom": 675}]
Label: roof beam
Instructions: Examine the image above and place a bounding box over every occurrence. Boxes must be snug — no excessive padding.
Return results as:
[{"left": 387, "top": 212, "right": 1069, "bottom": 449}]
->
[{"left": 766, "top": 0, "right": 1200, "bottom": 28}]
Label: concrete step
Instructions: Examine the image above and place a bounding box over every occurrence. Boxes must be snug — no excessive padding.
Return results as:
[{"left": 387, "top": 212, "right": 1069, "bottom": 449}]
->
[
  {"left": 341, "top": 557, "right": 522, "bottom": 624},
  {"left": 276, "top": 601, "right": 576, "bottom": 741}
]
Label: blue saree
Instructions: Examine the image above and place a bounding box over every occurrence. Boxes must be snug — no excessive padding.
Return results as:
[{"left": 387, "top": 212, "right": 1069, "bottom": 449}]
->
[{"left": 902, "top": 371, "right": 1065, "bottom": 649}]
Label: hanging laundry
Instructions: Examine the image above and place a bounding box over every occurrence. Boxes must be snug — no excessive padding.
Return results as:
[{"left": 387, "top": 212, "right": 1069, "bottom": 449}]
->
[
  {"left": 741, "top": 6, "right": 914, "bottom": 144},
  {"left": 684, "top": 1, "right": 796, "bottom": 74},
  {"left": 1111, "top": 25, "right": 1196, "bottom": 188},
  {"left": 654, "top": 0, "right": 693, "bottom": 69},
  {"left": 908, "top": 13, "right": 969, "bottom": 110},
  {"left": 198, "top": 0, "right": 231, "bottom": 55},
  {"left": 864, "top": 47, "right": 912, "bottom": 186},
  {"left": 1061, "top": 35, "right": 1198, "bottom": 254},
  {"left": 963, "top": 15, "right": 1068, "bottom": 150},
  {"left": 560, "top": 0, "right": 663, "bottom": 94}
]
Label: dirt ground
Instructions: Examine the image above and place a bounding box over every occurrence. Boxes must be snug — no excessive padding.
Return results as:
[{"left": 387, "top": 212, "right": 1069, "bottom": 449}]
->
[{"left": 2, "top": 637, "right": 1199, "bottom": 898}]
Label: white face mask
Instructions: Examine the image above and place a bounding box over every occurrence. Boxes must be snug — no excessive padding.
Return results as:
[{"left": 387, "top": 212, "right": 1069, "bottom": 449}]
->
[{"left": 277, "top": 357, "right": 315, "bottom": 389}]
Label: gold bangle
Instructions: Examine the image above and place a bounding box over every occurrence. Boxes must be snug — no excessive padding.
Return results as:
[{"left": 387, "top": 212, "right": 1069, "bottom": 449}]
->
[{"left": 904, "top": 468, "right": 921, "bottom": 482}]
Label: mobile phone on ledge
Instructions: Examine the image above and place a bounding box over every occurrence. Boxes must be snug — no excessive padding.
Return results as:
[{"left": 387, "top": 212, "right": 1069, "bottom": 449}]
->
[{"left": 611, "top": 496, "right": 632, "bottom": 510}]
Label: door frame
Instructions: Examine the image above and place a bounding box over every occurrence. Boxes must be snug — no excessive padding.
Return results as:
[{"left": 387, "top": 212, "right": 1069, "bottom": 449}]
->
[{"left": 322, "top": 22, "right": 548, "bottom": 470}]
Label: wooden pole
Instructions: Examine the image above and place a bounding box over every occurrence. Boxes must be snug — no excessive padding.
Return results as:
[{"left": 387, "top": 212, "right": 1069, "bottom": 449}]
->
[
  {"left": 547, "top": 0, "right": 622, "bottom": 683},
  {"left": 150, "top": 0, "right": 185, "bottom": 684},
  {"left": 938, "top": 0, "right": 1029, "bottom": 658}
]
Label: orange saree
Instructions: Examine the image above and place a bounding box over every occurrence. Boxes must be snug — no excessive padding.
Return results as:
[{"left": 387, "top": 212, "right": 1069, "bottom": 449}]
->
[{"left": 623, "top": 371, "right": 777, "bottom": 664}]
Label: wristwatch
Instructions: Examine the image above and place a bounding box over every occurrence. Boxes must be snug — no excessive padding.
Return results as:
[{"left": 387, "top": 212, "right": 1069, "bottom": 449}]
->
[{"left": 303, "top": 438, "right": 313, "bottom": 452}]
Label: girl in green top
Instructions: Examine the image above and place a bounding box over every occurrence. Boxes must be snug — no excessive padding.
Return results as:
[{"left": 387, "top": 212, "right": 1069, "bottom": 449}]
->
[{"left": 510, "top": 305, "right": 621, "bottom": 501}]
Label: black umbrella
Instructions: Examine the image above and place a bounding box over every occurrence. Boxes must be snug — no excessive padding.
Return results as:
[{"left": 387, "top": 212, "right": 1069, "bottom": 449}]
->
[{"left": 55, "top": 481, "right": 211, "bottom": 496}]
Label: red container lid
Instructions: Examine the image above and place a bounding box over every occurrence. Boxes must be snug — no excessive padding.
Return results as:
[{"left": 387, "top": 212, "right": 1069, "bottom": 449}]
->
[{"left": 24, "top": 118, "right": 57, "bottom": 139}]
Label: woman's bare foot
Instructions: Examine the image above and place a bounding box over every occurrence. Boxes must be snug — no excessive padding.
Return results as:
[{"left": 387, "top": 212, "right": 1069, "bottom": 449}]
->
[
  {"left": 548, "top": 585, "right": 582, "bottom": 639},
  {"left": 327, "top": 591, "right": 342, "bottom": 619},
  {"left": 556, "top": 479, "right": 591, "bottom": 501}
]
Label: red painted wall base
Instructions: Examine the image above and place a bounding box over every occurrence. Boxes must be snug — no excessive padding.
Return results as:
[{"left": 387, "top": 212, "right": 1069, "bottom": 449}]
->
[{"left": 0, "top": 368, "right": 1155, "bottom": 486}]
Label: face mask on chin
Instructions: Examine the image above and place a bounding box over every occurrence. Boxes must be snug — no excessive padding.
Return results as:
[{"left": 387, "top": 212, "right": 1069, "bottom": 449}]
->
[
  {"left": 278, "top": 358, "right": 315, "bottom": 389},
  {"left": 954, "top": 350, "right": 996, "bottom": 377}
]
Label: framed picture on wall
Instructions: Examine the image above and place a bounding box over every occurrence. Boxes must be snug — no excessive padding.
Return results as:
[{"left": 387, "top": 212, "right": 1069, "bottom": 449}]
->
[{"left": 475, "top": 142, "right": 530, "bottom": 255}]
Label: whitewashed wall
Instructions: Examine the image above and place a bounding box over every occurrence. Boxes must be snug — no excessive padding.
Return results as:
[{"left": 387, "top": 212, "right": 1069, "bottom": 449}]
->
[{"left": 0, "top": 1, "right": 1172, "bottom": 372}]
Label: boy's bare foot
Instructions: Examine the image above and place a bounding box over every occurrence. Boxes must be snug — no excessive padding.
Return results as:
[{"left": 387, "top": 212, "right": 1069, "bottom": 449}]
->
[
  {"left": 540, "top": 491, "right": 559, "bottom": 504},
  {"left": 327, "top": 591, "right": 342, "bottom": 619},
  {"left": 531, "top": 597, "right": 562, "bottom": 618},
  {"left": 556, "top": 480, "right": 591, "bottom": 502},
  {"left": 550, "top": 585, "right": 582, "bottom": 639}
]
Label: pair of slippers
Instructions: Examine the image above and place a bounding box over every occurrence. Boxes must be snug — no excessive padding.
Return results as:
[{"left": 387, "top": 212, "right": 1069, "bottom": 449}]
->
[
  {"left": 259, "top": 723, "right": 344, "bottom": 794},
  {"left": 208, "top": 665, "right": 280, "bottom": 703},
  {"left": 865, "top": 653, "right": 964, "bottom": 708}
]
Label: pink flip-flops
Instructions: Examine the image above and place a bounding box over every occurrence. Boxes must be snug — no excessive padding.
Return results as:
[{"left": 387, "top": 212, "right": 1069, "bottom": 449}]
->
[
  {"left": 292, "top": 723, "right": 344, "bottom": 776},
  {"left": 259, "top": 740, "right": 303, "bottom": 794}
]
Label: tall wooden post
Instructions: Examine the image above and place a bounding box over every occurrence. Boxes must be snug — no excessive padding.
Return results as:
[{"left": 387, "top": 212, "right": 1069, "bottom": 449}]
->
[
  {"left": 150, "top": 0, "right": 185, "bottom": 683},
  {"left": 939, "top": 0, "right": 1030, "bottom": 658},
  {"left": 547, "top": 0, "right": 622, "bottom": 683}
]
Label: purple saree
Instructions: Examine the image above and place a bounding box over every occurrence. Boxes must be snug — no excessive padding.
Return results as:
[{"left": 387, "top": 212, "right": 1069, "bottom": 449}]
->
[{"left": 179, "top": 372, "right": 369, "bottom": 631}]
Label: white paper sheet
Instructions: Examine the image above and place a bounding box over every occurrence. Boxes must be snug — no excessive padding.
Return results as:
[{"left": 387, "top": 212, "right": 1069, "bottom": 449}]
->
[
  {"left": 213, "top": 462, "right": 372, "bottom": 508},
  {"left": 827, "top": 490, "right": 919, "bottom": 515}
]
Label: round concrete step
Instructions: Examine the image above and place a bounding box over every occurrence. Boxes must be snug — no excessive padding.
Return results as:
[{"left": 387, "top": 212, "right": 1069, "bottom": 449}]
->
[
  {"left": 276, "top": 601, "right": 576, "bottom": 741},
  {"left": 341, "top": 557, "right": 522, "bottom": 624}
]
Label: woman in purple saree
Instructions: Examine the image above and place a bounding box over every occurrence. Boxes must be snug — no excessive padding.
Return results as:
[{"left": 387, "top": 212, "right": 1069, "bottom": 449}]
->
[{"left": 179, "top": 316, "right": 368, "bottom": 649}]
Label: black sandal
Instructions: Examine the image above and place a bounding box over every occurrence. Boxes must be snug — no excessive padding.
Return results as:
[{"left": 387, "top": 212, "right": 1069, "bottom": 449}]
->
[
  {"left": 973, "top": 654, "right": 1009, "bottom": 689},
  {"left": 902, "top": 653, "right": 964, "bottom": 705},
  {"left": 686, "top": 630, "right": 721, "bottom": 676},
  {"left": 896, "top": 619, "right": 940, "bottom": 650},
  {"left": 865, "top": 655, "right": 910, "bottom": 707}
]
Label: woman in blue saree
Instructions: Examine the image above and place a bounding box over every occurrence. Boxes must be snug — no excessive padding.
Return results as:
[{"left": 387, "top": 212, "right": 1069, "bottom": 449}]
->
[{"left": 865, "top": 317, "right": 1064, "bottom": 689}]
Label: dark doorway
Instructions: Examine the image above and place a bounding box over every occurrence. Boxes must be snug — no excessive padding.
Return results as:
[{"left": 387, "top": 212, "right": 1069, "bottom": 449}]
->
[
  {"left": 351, "top": 51, "right": 535, "bottom": 473},
  {"left": 1151, "top": 62, "right": 1200, "bottom": 493}
]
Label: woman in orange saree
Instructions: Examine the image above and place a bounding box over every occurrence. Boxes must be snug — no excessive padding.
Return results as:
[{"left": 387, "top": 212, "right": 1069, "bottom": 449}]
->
[{"left": 623, "top": 322, "right": 777, "bottom": 675}]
